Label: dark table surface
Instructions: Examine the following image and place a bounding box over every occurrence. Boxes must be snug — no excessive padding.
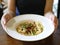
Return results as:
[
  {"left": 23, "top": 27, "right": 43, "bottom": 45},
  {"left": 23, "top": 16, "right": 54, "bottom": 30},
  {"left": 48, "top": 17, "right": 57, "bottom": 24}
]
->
[{"left": 0, "top": 19, "right": 60, "bottom": 45}]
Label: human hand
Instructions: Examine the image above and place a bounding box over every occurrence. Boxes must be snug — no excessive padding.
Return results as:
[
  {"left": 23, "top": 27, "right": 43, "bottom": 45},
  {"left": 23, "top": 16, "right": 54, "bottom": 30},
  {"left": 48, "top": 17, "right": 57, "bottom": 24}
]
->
[
  {"left": 44, "top": 12, "right": 58, "bottom": 30},
  {"left": 1, "top": 13, "right": 15, "bottom": 30}
]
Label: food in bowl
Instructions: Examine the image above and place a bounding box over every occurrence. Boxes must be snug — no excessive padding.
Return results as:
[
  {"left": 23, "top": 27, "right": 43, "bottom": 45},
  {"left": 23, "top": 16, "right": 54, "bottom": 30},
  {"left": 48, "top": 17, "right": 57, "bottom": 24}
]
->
[{"left": 16, "top": 20, "right": 44, "bottom": 36}]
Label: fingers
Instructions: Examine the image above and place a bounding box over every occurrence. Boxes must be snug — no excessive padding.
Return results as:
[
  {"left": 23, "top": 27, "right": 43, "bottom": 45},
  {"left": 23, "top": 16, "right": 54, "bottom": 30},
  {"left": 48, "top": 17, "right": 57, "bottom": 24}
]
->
[
  {"left": 54, "top": 16, "right": 58, "bottom": 29},
  {"left": 44, "top": 12, "right": 58, "bottom": 29},
  {"left": 4, "top": 14, "right": 11, "bottom": 24},
  {"left": 1, "top": 13, "right": 14, "bottom": 30}
]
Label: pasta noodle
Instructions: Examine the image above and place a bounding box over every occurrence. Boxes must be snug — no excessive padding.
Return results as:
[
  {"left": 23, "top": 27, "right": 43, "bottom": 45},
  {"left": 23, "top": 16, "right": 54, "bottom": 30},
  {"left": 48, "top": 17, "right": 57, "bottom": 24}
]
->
[{"left": 16, "top": 20, "right": 44, "bottom": 36}]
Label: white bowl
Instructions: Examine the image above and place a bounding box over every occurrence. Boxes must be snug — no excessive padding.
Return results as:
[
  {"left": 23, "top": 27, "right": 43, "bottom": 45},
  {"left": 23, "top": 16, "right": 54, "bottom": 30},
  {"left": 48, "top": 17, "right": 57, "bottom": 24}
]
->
[{"left": 1, "top": 14, "right": 55, "bottom": 41}]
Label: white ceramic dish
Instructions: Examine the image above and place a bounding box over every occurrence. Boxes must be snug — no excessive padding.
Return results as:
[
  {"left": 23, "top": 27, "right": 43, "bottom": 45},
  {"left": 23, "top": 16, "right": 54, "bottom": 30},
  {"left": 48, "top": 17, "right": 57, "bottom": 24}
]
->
[{"left": 1, "top": 14, "right": 55, "bottom": 41}]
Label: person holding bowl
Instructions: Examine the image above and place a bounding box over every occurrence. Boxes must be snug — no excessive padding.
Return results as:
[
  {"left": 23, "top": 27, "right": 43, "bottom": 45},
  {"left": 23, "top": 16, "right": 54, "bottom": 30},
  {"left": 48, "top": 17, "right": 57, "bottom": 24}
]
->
[{"left": 1, "top": 0, "right": 58, "bottom": 30}]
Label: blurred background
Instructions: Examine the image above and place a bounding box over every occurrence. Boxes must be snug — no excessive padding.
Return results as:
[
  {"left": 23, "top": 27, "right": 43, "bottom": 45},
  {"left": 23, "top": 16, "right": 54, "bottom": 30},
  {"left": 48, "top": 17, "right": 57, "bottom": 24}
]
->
[{"left": 0, "top": 0, "right": 60, "bottom": 19}]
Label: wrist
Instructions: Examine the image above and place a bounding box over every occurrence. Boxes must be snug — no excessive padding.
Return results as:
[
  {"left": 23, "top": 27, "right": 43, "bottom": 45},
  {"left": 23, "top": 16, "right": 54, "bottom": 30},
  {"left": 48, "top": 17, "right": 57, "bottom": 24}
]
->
[
  {"left": 4, "top": 8, "right": 16, "bottom": 17},
  {"left": 44, "top": 12, "right": 54, "bottom": 16},
  {"left": 8, "top": 9, "right": 16, "bottom": 16}
]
